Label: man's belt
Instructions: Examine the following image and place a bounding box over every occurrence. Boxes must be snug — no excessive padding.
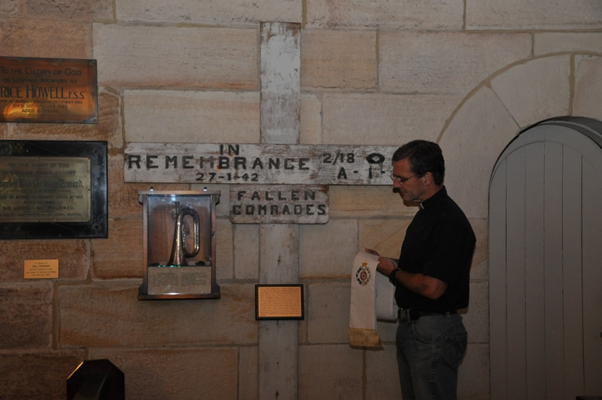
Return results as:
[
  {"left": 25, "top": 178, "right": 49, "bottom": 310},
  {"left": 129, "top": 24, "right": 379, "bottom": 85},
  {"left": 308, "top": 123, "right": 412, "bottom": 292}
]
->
[{"left": 397, "top": 308, "right": 457, "bottom": 322}]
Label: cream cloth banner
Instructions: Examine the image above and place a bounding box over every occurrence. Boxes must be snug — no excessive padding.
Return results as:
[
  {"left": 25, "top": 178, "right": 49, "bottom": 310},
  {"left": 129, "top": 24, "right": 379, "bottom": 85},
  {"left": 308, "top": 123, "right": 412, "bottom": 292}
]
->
[{"left": 349, "top": 251, "right": 397, "bottom": 349}]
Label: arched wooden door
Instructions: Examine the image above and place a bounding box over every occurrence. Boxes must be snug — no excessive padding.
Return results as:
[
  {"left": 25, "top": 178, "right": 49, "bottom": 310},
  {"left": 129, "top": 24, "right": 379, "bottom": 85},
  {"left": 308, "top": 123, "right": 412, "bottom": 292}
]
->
[{"left": 489, "top": 117, "right": 602, "bottom": 400}]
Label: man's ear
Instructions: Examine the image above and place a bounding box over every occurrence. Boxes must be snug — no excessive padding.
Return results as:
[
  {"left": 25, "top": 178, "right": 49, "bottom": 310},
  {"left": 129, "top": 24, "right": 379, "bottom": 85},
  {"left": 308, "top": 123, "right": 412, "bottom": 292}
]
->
[{"left": 423, "top": 171, "right": 434, "bottom": 186}]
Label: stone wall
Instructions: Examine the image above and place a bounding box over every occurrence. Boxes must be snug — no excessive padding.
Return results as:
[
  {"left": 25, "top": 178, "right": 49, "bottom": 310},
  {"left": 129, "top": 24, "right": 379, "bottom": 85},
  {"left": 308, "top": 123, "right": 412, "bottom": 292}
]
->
[{"left": 1, "top": 1, "right": 602, "bottom": 399}]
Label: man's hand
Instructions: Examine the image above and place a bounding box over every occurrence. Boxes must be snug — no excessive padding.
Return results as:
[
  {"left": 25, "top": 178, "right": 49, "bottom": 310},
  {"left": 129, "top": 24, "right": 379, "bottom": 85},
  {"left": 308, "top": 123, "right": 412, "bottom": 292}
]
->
[
  {"left": 365, "top": 248, "right": 396, "bottom": 277},
  {"left": 364, "top": 248, "right": 447, "bottom": 299}
]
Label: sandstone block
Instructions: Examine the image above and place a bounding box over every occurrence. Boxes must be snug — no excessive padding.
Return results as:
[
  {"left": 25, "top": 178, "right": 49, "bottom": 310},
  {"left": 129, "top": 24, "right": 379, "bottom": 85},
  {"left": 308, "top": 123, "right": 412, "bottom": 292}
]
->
[
  {"left": 0, "top": 1, "right": 20, "bottom": 15},
  {"left": 299, "top": 219, "right": 357, "bottom": 278},
  {"left": 441, "top": 86, "right": 519, "bottom": 218},
  {"left": 0, "top": 239, "right": 88, "bottom": 281},
  {"left": 124, "top": 90, "right": 260, "bottom": 144},
  {"left": 491, "top": 56, "right": 571, "bottom": 128},
  {"left": 301, "top": 29, "right": 377, "bottom": 90},
  {"left": 380, "top": 32, "right": 531, "bottom": 96},
  {"left": 306, "top": 281, "right": 350, "bottom": 343},
  {"left": 233, "top": 224, "right": 260, "bottom": 280},
  {"left": 329, "top": 186, "right": 413, "bottom": 218},
  {"left": 467, "top": 0, "right": 602, "bottom": 30},
  {"left": 299, "top": 344, "right": 363, "bottom": 399},
  {"left": 0, "top": 18, "right": 90, "bottom": 58},
  {"left": 90, "top": 347, "right": 238, "bottom": 400},
  {"left": 92, "top": 218, "right": 144, "bottom": 279},
  {"left": 12, "top": 89, "right": 123, "bottom": 150},
  {"left": 239, "top": 346, "right": 259, "bottom": 400},
  {"left": 359, "top": 218, "right": 412, "bottom": 258},
  {"left": 25, "top": 0, "right": 112, "bottom": 20},
  {"left": 0, "top": 282, "right": 53, "bottom": 349},
  {"left": 306, "top": 0, "right": 463, "bottom": 29},
  {"left": 574, "top": 56, "right": 602, "bottom": 122},
  {"left": 116, "top": 0, "right": 301, "bottom": 25},
  {"left": 59, "top": 281, "right": 257, "bottom": 347},
  {"left": 322, "top": 93, "right": 457, "bottom": 145},
  {"left": 535, "top": 33, "right": 602, "bottom": 56},
  {"left": 94, "top": 24, "right": 258, "bottom": 89},
  {"left": 0, "top": 350, "right": 85, "bottom": 399},
  {"left": 300, "top": 93, "right": 322, "bottom": 144}
]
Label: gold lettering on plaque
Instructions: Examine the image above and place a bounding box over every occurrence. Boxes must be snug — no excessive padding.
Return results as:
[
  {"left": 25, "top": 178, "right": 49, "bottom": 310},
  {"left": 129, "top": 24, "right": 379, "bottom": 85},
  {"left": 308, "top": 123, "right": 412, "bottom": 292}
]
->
[
  {"left": 0, "top": 157, "right": 91, "bottom": 223},
  {"left": 0, "top": 57, "right": 97, "bottom": 123},
  {"left": 24, "top": 259, "right": 59, "bottom": 279}
]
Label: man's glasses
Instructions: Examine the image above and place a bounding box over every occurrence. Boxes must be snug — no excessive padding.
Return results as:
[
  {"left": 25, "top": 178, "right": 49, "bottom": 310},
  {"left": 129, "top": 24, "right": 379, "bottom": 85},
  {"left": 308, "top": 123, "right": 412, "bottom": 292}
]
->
[{"left": 390, "top": 173, "right": 416, "bottom": 184}]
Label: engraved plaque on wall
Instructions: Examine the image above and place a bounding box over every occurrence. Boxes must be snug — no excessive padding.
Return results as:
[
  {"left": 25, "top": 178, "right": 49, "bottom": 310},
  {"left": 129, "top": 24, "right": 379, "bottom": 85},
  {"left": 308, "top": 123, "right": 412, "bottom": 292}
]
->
[
  {"left": 148, "top": 266, "right": 212, "bottom": 295},
  {"left": 256, "top": 284, "right": 304, "bottom": 320},
  {"left": 0, "top": 140, "right": 108, "bottom": 239},
  {"left": 0, "top": 57, "right": 97, "bottom": 124},
  {"left": 230, "top": 185, "right": 329, "bottom": 224},
  {"left": 0, "top": 156, "right": 91, "bottom": 223},
  {"left": 125, "top": 143, "right": 395, "bottom": 186}
]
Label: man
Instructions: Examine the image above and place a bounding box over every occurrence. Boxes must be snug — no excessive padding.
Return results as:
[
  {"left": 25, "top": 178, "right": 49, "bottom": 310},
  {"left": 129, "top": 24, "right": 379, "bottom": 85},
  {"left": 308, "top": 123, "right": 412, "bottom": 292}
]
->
[{"left": 367, "top": 140, "right": 475, "bottom": 400}]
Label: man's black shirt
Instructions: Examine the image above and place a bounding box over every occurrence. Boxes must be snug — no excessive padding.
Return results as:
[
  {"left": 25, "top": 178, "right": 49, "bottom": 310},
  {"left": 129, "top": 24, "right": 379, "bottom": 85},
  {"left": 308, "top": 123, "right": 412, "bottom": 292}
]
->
[{"left": 395, "top": 186, "right": 476, "bottom": 313}]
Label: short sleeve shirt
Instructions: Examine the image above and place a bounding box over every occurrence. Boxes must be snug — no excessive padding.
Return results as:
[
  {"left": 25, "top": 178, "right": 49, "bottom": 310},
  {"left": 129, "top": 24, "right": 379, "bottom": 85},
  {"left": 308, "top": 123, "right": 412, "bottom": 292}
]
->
[{"left": 394, "top": 186, "right": 476, "bottom": 312}]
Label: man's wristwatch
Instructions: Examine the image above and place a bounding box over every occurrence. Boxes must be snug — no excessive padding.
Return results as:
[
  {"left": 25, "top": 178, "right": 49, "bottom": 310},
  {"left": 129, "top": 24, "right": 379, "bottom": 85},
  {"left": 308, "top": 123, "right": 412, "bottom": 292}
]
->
[{"left": 389, "top": 268, "right": 402, "bottom": 285}]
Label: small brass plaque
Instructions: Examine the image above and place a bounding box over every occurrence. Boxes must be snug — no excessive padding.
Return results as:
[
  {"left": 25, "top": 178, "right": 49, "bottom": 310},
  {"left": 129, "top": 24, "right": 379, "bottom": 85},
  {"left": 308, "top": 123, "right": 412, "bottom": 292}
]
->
[
  {"left": 0, "top": 57, "right": 97, "bottom": 123},
  {"left": 24, "top": 259, "right": 59, "bottom": 279},
  {"left": 0, "top": 156, "right": 91, "bottom": 223},
  {"left": 255, "top": 284, "right": 304, "bottom": 320}
]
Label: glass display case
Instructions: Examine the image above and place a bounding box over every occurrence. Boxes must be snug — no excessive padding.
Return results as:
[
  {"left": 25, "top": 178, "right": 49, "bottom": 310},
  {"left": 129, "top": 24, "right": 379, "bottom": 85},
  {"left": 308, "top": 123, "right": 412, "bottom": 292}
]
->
[{"left": 138, "top": 189, "right": 220, "bottom": 300}]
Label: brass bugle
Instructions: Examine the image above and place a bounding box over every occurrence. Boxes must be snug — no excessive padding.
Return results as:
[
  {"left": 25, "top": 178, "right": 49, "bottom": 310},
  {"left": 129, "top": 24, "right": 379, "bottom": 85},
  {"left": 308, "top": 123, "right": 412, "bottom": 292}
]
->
[{"left": 168, "top": 201, "right": 201, "bottom": 266}]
